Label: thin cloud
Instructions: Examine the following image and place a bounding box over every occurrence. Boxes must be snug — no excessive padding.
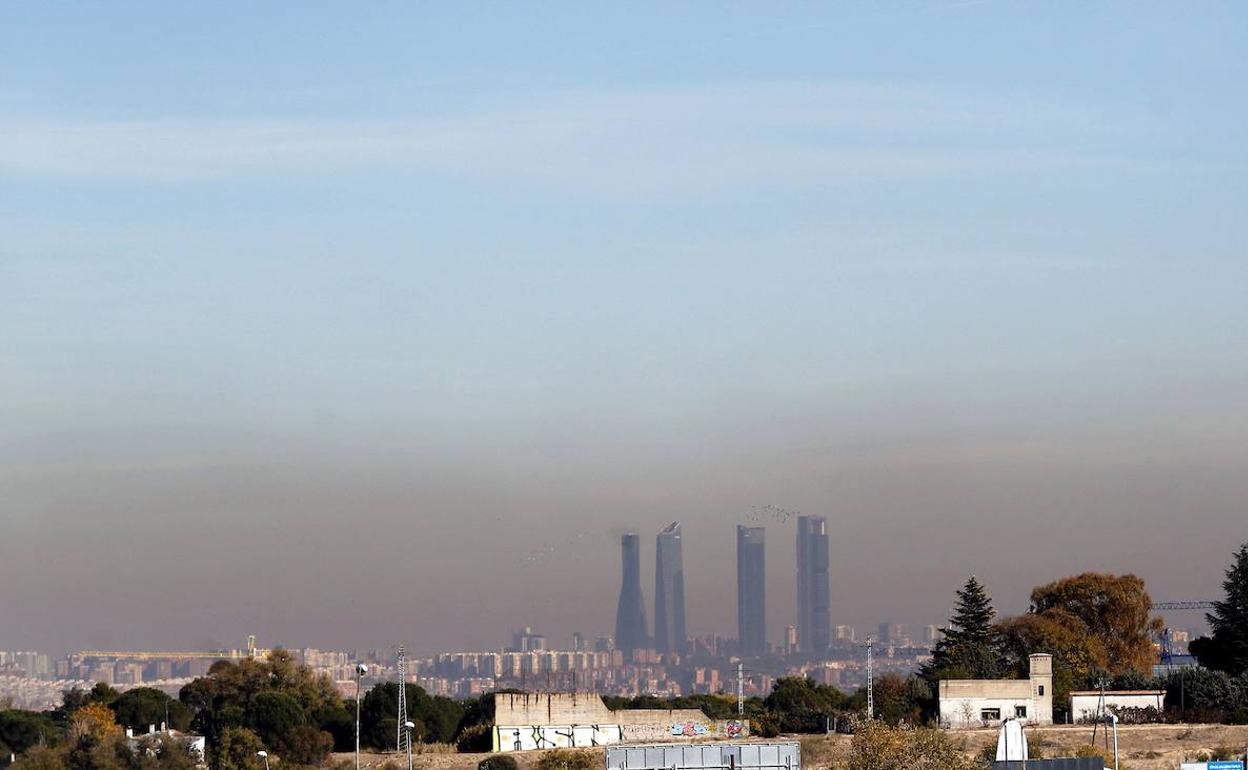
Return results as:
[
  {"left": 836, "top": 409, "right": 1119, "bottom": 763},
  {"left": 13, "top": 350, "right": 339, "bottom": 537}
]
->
[{"left": 0, "top": 82, "right": 1115, "bottom": 194}]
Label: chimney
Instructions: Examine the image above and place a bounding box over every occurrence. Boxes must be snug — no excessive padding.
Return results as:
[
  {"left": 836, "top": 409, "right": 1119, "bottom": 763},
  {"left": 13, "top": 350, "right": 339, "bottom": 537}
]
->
[
  {"left": 126, "top": 728, "right": 134, "bottom": 739},
  {"left": 149, "top": 724, "right": 156, "bottom": 735}
]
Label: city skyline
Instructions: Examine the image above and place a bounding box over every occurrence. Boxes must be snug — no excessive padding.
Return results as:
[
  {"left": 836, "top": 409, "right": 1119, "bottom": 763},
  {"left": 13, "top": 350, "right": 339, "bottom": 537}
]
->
[{"left": 4, "top": 2, "right": 1246, "bottom": 657}]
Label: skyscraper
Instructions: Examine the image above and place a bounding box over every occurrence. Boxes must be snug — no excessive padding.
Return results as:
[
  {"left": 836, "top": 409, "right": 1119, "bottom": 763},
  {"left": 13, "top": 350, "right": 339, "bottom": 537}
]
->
[
  {"left": 654, "top": 522, "right": 687, "bottom": 654},
  {"left": 614, "top": 532, "right": 649, "bottom": 655},
  {"left": 796, "top": 514, "right": 830, "bottom": 655},
  {"left": 736, "top": 525, "right": 766, "bottom": 655}
]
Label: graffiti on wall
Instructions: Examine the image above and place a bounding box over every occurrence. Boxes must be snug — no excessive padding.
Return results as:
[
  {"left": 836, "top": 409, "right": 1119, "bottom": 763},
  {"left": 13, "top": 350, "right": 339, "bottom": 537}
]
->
[
  {"left": 493, "top": 724, "right": 623, "bottom": 752},
  {"left": 670, "top": 721, "right": 709, "bottom": 737}
]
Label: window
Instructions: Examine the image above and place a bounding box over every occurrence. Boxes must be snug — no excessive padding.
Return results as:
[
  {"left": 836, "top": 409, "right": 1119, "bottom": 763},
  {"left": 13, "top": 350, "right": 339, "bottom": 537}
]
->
[
  {"left": 1015, "top": 706, "right": 1028, "bottom": 718},
  {"left": 981, "top": 708, "right": 1001, "bottom": 721},
  {"left": 1038, "top": 685, "right": 1045, "bottom": 696}
]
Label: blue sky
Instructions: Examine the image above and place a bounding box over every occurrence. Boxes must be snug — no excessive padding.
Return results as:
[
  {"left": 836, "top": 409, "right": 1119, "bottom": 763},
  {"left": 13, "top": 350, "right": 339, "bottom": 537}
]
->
[{"left": 3, "top": 2, "right": 1247, "bottom": 653}]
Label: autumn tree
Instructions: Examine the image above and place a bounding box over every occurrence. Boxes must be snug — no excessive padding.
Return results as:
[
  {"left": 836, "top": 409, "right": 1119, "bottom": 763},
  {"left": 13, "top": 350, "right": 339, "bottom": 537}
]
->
[
  {"left": 1191, "top": 543, "right": 1248, "bottom": 675},
  {"left": 1028, "top": 572, "right": 1162, "bottom": 674}
]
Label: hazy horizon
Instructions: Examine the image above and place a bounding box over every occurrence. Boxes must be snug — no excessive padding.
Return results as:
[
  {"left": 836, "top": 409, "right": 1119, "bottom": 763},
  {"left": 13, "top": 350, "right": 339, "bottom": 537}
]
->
[{"left": 3, "top": 2, "right": 1246, "bottom": 658}]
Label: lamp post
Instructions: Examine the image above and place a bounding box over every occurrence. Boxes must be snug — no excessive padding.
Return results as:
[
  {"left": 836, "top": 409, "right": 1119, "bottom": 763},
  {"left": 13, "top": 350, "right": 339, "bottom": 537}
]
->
[
  {"left": 256, "top": 751, "right": 269, "bottom": 770},
  {"left": 1106, "top": 714, "right": 1119, "bottom": 770},
  {"left": 403, "top": 721, "right": 415, "bottom": 770},
  {"left": 355, "top": 664, "right": 368, "bottom": 770}
]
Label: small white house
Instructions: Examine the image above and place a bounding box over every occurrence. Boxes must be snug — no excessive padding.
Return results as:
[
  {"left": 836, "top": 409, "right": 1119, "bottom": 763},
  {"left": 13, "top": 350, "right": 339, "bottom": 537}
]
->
[
  {"left": 939, "top": 653, "right": 1054, "bottom": 728},
  {"left": 1069, "top": 690, "right": 1165, "bottom": 722}
]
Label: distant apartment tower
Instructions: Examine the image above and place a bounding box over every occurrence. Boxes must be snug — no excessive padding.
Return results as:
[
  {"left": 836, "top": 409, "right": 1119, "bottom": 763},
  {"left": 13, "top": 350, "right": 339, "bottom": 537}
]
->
[
  {"left": 834, "top": 625, "right": 856, "bottom": 642},
  {"left": 614, "top": 533, "right": 650, "bottom": 655},
  {"left": 654, "top": 522, "right": 688, "bottom": 654},
  {"left": 796, "top": 515, "right": 831, "bottom": 655},
  {"left": 736, "top": 525, "right": 767, "bottom": 655}
]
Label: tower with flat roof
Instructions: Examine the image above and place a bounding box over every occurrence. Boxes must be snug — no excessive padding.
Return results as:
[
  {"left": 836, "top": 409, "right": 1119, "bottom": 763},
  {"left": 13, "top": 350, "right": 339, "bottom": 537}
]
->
[{"left": 736, "top": 525, "right": 766, "bottom": 655}]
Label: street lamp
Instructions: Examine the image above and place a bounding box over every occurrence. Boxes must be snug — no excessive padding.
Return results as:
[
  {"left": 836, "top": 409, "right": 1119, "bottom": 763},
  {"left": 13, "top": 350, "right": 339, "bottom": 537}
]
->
[
  {"left": 403, "top": 721, "right": 415, "bottom": 770},
  {"left": 1106, "top": 714, "right": 1119, "bottom": 770},
  {"left": 355, "top": 664, "right": 368, "bottom": 770},
  {"left": 256, "top": 751, "right": 269, "bottom": 770}
]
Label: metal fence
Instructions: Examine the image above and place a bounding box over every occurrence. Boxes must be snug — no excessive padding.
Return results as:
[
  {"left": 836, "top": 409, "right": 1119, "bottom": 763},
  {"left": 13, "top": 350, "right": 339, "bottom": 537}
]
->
[{"left": 605, "top": 743, "right": 800, "bottom": 770}]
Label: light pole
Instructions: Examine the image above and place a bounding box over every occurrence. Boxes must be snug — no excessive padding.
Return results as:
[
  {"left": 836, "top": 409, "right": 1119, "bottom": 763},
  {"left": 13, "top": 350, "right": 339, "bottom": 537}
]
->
[
  {"left": 256, "top": 751, "right": 269, "bottom": 770},
  {"left": 355, "top": 664, "right": 368, "bottom": 770},
  {"left": 403, "top": 721, "right": 415, "bottom": 770},
  {"left": 1106, "top": 714, "right": 1119, "bottom": 770}
]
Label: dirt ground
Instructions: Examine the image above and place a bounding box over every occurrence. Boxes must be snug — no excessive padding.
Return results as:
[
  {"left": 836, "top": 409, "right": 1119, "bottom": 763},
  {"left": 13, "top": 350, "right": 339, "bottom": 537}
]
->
[{"left": 333, "top": 724, "right": 1248, "bottom": 770}]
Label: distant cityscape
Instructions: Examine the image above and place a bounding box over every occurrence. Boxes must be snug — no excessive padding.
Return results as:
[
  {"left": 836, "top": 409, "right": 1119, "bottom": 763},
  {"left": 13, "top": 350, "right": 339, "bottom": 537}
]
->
[{"left": 0, "top": 517, "right": 1199, "bottom": 711}]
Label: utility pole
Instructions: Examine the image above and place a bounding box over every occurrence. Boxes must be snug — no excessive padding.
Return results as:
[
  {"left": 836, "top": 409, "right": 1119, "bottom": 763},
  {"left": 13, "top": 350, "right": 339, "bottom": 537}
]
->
[
  {"left": 728, "top": 658, "right": 738, "bottom": 713},
  {"left": 396, "top": 646, "right": 409, "bottom": 754},
  {"left": 865, "top": 639, "right": 875, "bottom": 720}
]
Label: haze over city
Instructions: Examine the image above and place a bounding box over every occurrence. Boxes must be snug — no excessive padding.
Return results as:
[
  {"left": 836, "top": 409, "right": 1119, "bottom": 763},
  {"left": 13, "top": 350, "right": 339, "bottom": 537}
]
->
[{"left": 4, "top": 1, "right": 1247, "bottom": 659}]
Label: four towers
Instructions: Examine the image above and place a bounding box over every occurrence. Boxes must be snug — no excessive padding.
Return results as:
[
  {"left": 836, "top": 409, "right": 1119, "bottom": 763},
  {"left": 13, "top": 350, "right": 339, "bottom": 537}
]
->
[{"left": 610, "top": 516, "right": 831, "bottom": 656}]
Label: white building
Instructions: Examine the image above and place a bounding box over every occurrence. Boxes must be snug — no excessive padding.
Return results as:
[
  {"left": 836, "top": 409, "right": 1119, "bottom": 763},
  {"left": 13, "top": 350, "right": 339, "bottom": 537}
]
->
[
  {"left": 939, "top": 653, "right": 1053, "bottom": 728},
  {"left": 1069, "top": 689, "right": 1165, "bottom": 722}
]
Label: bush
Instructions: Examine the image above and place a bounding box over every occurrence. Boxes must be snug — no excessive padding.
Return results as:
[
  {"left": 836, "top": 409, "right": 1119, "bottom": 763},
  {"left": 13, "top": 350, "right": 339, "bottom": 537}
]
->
[
  {"left": 478, "top": 755, "right": 519, "bottom": 770},
  {"left": 534, "top": 749, "right": 596, "bottom": 770},
  {"left": 457, "top": 724, "right": 493, "bottom": 753}
]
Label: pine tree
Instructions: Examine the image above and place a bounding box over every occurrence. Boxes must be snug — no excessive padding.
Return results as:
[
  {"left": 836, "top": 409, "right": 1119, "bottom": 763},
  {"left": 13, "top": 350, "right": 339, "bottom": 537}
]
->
[
  {"left": 921, "top": 576, "right": 1000, "bottom": 682},
  {"left": 1191, "top": 543, "right": 1248, "bottom": 675}
]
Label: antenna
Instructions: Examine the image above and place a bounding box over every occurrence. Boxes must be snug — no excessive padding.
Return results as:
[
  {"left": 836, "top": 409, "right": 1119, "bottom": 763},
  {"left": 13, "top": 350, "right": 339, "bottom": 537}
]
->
[
  {"left": 865, "top": 638, "right": 875, "bottom": 720},
  {"left": 396, "top": 645, "right": 409, "bottom": 754}
]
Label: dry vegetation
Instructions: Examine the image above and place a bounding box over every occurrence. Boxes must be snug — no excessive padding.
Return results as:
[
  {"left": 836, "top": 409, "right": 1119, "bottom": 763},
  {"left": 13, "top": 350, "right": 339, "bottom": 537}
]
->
[{"left": 336, "top": 724, "right": 1248, "bottom": 770}]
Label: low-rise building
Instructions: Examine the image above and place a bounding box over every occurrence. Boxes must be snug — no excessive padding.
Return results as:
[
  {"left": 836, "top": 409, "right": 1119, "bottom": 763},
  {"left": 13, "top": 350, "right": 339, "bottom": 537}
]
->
[{"left": 939, "top": 653, "right": 1053, "bottom": 728}]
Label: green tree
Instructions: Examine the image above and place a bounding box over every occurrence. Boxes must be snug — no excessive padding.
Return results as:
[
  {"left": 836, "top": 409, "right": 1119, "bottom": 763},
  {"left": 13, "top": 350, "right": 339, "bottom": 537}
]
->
[
  {"left": 921, "top": 576, "right": 1001, "bottom": 683},
  {"left": 1192, "top": 543, "right": 1248, "bottom": 676},
  {"left": 763, "top": 677, "right": 849, "bottom": 733},
  {"left": 247, "top": 692, "right": 304, "bottom": 751},
  {"left": 213, "top": 727, "right": 264, "bottom": 770},
  {"left": 0, "top": 710, "right": 61, "bottom": 754},
  {"left": 133, "top": 735, "right": 199, "bottom": 770},
  {"left": 112, "top": 689, "right": 192, "bottom": 733}
]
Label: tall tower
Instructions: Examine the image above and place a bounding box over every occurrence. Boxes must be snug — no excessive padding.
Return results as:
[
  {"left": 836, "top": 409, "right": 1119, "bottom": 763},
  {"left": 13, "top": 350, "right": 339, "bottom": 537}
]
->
[
  {"left": 614, "top": 533, "right": 649, "bottom": 656},
  {"left": 654, "top": 522, "right": 687, "bottom": 654},
  {"left": 395, "top": 645, "right": 409, "bottom": 753},
  {"left": 736, "top": 525, "right": 766, "bottom": 655},
  {"left": 796, "top": 515, "right": 830, "bottom": 655}
]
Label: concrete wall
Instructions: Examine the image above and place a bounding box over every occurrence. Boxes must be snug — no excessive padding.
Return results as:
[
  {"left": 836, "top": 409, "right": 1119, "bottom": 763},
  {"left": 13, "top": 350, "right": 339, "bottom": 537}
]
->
[
  {"left": 1070, "top": 690, "right": 1165, "bottom": 722},
  {"left": 492, "top": 693, "right": 748, "bottom": 752}
]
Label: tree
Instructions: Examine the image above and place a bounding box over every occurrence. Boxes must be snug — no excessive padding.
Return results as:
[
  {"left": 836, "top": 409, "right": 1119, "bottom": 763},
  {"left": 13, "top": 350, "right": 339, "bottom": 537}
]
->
[
  {"left": 248, "top": 692, "right": 304, "bottom": 751},
  {"left": 1028, "top": 572, "right": 1162, "bottom": 675},
  {"left": 11, "top": 746, "right": 68, "bottom": 770},
  {"left": 0, "top": 710, "right": 61, "bottom": 754},
  {"left": 112, "top": 689, "right": 192, "bottom": 733},
  {"left": 763, "top": 677, "right": 849, "bottom": 733},
  {"left": 1192, "top": 543, "right": 1248, "bottom": 675},
  {"left": 921, "top": 576, "right": 1001, "bottom": 683},
  {"left": 213, "top": 727, "right": 264, "bottom": 770}
]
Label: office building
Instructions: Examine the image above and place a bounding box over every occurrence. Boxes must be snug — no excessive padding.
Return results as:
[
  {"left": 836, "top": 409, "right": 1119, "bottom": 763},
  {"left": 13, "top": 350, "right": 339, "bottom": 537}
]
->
[
  {"left": 796, "top": 515, "right": 830, "bottom": 654},
  {"left": 736, "top": 525, "right": 766, "bottom": 655},
  {"left": 654, "top": 522, "right": 688, "bottom": 654},
  {"left": 614, "top": 533, "right": 650, "bottom": 655}
]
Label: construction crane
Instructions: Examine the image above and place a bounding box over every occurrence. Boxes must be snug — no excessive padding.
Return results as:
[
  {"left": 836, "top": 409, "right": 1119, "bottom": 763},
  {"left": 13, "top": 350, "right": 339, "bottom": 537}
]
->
[{"left": 1150, "top": 601, "right": 1214, "bottom": 673}]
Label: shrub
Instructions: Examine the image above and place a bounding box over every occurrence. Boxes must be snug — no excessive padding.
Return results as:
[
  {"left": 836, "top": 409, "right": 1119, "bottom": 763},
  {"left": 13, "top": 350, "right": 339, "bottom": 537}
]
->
[
  {"left": 478, "top": 755, "right": 519, "bottom": 770},
  {"left": 534, "top": 749, "right": 596, "bottom": 770},
  {"left": 457, "top": 724, "right": 493, "bottom": 753}
]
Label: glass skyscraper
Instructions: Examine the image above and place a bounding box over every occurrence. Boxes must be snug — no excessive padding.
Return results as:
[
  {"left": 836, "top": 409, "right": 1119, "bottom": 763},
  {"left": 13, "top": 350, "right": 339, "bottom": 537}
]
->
[
  {"left": 654, "top": 522, "right": 687, "bottom": 653},
  {"left": 736, "top": 525, "right": 766, "bottom": 655},
  {"left": 796, "top": 514, "right": 830, "bottom": 654},
  {"left": 614, "top": 532, "right": 650, "bottom": 655}
]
